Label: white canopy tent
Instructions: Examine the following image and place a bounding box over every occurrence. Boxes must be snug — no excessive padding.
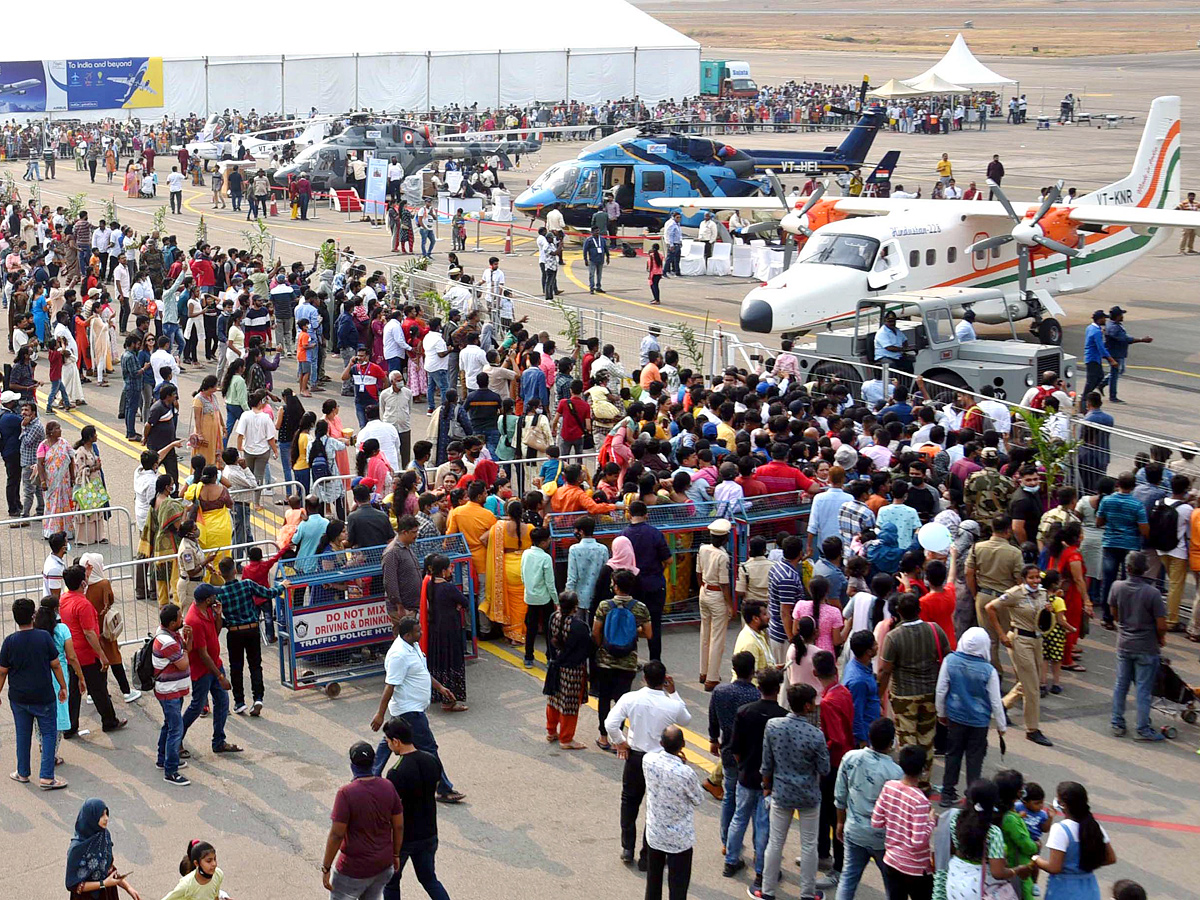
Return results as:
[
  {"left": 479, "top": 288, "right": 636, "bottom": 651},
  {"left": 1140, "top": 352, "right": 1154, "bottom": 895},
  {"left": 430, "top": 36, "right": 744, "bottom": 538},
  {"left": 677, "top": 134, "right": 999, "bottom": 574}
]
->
[
  {"left": 900, "top": 73, "right": 970, "bottom": 95},
  {"left": 868, "top": 78, "right": 937, "bottom": 99},
  {"left": 906, "top": 34, "right": 1017, "bottom": 89},
  {"left": 20, "top": 0, "right": 700, "bottom": 119}
]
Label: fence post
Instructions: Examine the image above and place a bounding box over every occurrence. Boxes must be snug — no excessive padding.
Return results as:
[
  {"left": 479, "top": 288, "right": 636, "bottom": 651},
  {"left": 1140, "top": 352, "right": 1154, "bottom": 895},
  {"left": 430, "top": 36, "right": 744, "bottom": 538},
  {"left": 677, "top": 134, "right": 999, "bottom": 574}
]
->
[{"left": 473, "top": 217, "right": 482, "bottom": 253}]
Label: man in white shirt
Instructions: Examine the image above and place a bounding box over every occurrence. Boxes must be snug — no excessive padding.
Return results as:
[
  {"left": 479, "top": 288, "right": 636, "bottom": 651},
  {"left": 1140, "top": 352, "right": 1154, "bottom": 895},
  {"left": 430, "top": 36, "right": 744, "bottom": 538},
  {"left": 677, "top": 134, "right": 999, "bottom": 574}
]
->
[
  {"left": 149, "top": 336, "right": 179, "bottom": 389},
  {"left": 977, "top": 385, "right": 1012, "bottom": 437},
  {"left": 943, "top": 179, "right": 962, "bottom": 200},
  {"left": 459, "top": 333, "right": 487, "bottom": 396},
  {"left": 642, "top": 725, "right": 702, "bottom": 895},
  {"left": 955, "top": 308, "right": 977, "bottom": 342},
  {"left": 386, "top": 158, "right": 404, "bottom": 202},
  {"left": 443, "top": 271, "right": 473, "bottom": 317},
  {"left": 356, "top": 402, "right": 402, "bottom": 472},
  {"left": 422, "top": 317, "right": 451, "bottom": 413},
  {"left": 167, "top": 166, "right": 185, "bottom": 214},
  {"left": 91, "top": 221, "right": 111, "bottom": 280},
  {"left": 697, "top": 211, "right": 718, "bottom": 260},
  {"left": 369, "top": 616, "right": 464, "bottom": 802},
  {"left": 234, "top": 390, "right": 279, "bottom": 503},
  {"left": 604, "top": 660, "right": 691, "bottom": 866},
  {"left": 382, "top": 310, "right": 409, "bottom": 373},
  {"left": 378, "top": 372, "right": 413, "bottom": 467},
  {"left": 482, "top": 257, "right": 506, "bottom": 317},
  {"left": 891, "top": 183, "right": 920, "bottom": 200}
]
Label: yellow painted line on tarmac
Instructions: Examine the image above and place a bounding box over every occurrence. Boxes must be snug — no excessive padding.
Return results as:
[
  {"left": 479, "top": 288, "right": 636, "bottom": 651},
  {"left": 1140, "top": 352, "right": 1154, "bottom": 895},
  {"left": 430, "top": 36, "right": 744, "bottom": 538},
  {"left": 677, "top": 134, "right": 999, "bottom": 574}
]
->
[
  {"left": 477, "top": 639, "right": 718, "bottom": 773},
  {"left": 1126, "top": 364, "right": 1200, "bottom": 379},
  {"left": 561, "top": 256, "right": 717, "bottom": 325}
]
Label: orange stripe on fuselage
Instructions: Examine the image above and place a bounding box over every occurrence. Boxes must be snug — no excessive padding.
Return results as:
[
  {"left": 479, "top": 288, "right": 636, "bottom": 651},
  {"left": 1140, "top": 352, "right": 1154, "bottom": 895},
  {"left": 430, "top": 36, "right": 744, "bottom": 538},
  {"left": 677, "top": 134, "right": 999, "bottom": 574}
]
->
[{"left": 935, "top": 228, "right": 1115, "bottom": 289}]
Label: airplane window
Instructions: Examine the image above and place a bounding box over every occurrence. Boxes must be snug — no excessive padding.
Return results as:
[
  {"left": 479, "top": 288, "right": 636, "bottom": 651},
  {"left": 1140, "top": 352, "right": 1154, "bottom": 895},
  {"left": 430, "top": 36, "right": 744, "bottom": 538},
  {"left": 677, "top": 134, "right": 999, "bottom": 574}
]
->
[
  {"left": 544, "top": 164, "right": 579, "bottom": 200},
  {"left": 975, "top": 248, "right": 986, "bottom": 260},
  {"left": 642, "top": 171, "right": 666, "bottom": 192},
  {"left": 947, "top": 247, "right": 957, "bottom": 264},
  {"left": 926, "top": 249, "right": 937, "bottom": 266},
  {"left": 909, "top": 249, "right": 920, "bottom": 268},
  {"left": 795, "top": 233, "right": 880, "bottom": 272},
  {"left": 991, "top": 246, "right": 1001, "bottom": 259}
]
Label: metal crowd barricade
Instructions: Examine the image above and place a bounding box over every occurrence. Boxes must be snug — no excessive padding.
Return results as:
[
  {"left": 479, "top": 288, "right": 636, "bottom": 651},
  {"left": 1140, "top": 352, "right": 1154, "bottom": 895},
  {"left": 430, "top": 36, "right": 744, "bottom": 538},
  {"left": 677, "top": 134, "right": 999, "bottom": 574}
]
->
[
  {"left": 730, "top": 492, "right": 813, "bottom": 564},
  {"left": 274, "top": 534, "right": 478, "bottom": 697},
  {"left": 546, "top": 499, "right": 733, "bottom": 625},
  {"left": 0, "top": 505, "right": 138, "bottom": 643}
]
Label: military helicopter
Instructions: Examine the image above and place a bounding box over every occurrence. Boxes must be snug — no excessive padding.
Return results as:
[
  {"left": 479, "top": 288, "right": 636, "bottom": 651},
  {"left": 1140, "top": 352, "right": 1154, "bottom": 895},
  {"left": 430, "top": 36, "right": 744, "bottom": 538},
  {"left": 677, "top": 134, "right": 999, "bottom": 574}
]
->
[
  {"left": 272, "top": 117, "right": 543, "bottom": 192},
  {"left": 514, "top": 89, "right": 895, "bottom": 230}
]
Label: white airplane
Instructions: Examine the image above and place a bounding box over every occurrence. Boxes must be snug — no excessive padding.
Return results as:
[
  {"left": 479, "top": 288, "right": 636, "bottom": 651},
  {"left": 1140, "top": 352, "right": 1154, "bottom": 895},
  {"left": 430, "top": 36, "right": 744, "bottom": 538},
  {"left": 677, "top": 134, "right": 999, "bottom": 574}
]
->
[
  {"left": 0, "top": 78, "right": 40, "bottom": 96},
  {"left": 651, "top": 95, "right": 1200, "bottom": 343},
  {"left": 108, "top": 61, "right": 156, "bottom": 105}
]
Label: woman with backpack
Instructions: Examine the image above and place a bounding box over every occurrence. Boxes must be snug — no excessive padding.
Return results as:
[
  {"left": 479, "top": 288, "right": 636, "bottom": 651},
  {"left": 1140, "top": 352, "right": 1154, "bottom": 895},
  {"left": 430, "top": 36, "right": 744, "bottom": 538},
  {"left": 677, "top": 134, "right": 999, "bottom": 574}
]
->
[
  {"left": 591, "top": 543, "right": 652, "bottom": 753},
  {"left": 311, "top": 418, "right": 349, "bottom": 519}
]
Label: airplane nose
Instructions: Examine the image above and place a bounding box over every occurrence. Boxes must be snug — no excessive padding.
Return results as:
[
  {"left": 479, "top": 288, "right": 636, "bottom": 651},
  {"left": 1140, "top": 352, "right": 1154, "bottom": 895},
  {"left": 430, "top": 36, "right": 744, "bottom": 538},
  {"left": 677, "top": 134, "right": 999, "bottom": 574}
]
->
[{"left": 740, "top": 298, "right": 773, "bottom": 333}]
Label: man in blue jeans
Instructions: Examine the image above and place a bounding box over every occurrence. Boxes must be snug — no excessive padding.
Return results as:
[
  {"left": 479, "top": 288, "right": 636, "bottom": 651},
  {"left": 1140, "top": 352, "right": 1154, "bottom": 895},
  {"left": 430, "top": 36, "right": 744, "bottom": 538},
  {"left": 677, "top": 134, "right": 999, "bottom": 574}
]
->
[
  {"left": 422, "top": 318, "right": 451, "bottom": 414},
  {"left": 1103, "top": 306, "right": 1153, "bottom": 403},
  {"left": 382, "top": 716, "right": 452, "bottom": 900},
  {"left": 1110, "top": 551, "right": 1168, "bottom": 741},
  {"left": 181, "top": 585, "right": 244, "bottom": 756},
  {"left": 0, "top": 596, "right": 69, "bottom": 789},
  {"left": 710, "top": 652, "right": 762, "bottom": 862},
  {"left": 369, "top": 616, "right": 465, "bottom": 802},
  {"left": 833, "top": 717, "right": 904, "bottom": 900},
  {"left": 1096, "top": 472, "right": 1149, "bottom": 626},
  {"left": 152, "top": 603, "right": 193, "bottom": 786},
  {"left": 724, "top": 666, "right": 787, "bottom": 888}
]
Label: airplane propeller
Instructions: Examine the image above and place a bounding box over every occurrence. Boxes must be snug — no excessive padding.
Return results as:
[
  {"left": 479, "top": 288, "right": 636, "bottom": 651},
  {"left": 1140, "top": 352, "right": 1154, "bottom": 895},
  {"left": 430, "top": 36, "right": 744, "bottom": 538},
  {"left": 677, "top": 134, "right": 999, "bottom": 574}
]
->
[{"left": 966, "top": 179, "right": 1084, "bottom": 295}]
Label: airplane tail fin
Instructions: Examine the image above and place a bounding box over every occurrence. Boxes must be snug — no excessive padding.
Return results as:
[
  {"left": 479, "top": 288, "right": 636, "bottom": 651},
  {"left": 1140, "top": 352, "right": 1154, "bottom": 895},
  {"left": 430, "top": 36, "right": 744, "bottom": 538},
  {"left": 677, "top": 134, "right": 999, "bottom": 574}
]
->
[
  {"left": 834, "top": 108, "right": 885, "bottom": 167},
  {"left": 1081, "top": 95, "right": 1180, "bottom": 209},
  {"left": 865, "top": 150, "right": 900, "bottom": 184}
]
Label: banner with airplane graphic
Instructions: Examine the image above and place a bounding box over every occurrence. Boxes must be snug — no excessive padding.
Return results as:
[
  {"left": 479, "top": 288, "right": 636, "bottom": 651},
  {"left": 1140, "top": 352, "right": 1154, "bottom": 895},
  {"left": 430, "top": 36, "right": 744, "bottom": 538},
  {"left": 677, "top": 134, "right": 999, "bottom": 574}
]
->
[{"left": 0, "top": 57, "right": 163, "bottom": 112}]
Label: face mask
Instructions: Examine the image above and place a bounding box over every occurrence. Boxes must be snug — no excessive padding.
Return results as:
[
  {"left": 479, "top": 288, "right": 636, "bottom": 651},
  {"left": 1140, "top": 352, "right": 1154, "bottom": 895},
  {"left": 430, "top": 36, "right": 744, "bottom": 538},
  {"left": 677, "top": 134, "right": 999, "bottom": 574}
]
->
[
  {"left": 910, "top": 476, "right": 924, "bottom": 485},
  {"left": 1023, "top": 484, "right": 1039, "bottom": 493}
]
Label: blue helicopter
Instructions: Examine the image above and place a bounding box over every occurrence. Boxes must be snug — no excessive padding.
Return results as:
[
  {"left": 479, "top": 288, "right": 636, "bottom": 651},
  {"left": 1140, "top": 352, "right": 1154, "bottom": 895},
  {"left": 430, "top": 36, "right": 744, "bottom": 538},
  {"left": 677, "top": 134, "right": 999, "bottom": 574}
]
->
[{"left": 513, "top": 105, "right": 897, "bottom": 230}]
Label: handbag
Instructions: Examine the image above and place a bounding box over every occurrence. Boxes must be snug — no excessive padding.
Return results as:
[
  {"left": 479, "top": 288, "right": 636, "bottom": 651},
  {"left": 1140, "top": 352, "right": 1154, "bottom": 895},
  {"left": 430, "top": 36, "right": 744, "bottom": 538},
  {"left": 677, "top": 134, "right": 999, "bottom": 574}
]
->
[
  {"left": 565, "top": 397, "right": 594, "bottom": 450},
  {"left": 73, "top": 477, "right": 110, "bottom": 512},
  {"left": 524, "top": 415, "right": 550, "bottom": 451},
  {"left": 542, "top": 659, "right": 561, "bottom": 696},
  {"left": 101, "top": 605, "right": 124, "bottom": 641}
]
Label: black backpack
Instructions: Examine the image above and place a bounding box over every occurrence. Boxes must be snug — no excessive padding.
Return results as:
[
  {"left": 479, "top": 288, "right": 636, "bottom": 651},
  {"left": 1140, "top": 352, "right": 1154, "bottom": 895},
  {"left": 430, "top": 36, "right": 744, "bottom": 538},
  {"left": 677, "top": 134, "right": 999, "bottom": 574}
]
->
[
  {"left": 1147, "top": 497, "right": 1183, "bottom": 553},
  {"left": 132, "top": 634, "right": 156, "bottom": 692}
]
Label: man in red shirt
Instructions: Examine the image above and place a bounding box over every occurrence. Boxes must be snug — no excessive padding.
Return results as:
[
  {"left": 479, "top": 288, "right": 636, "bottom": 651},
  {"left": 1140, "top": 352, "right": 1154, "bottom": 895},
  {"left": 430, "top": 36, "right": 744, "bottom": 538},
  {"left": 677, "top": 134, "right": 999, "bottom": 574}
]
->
[
  {"left": 919, "top": 553, "right": 959, "bottom": 652},
  {"left": 551, "top": 380, "right": 591, "bottom": 457},
  {"left": 755, "top": 443, "right": 816, "bottom": 496},
  {"left": 343, "top": 345, "right": 389, "bottom": 429},
  {"left": 189, "top": 247, "right": 216, "bottom": 294},
  {"left": 814, "top": 650, "right": 854, "bottom": 883},
  {"left": 58, "top": 564, "right": 124, "bottom": 733},
  {"left": 181, "top": 584, "right": 242, "bottom": 754}
]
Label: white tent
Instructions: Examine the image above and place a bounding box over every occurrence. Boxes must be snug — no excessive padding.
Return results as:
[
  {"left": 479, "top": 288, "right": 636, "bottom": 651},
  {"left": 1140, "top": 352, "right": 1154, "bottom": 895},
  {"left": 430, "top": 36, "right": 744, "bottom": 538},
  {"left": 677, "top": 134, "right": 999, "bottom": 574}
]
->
[
  {"left": 900, "top": 73, "right": 970, "bottom": 95},
  {"left": 24, "top": 0, "right": 700, "bottom": 118},
  {"left": 906, "top": 34, "right": 1017, "bottom": 88},
  {"left": 868, "top": 79, "right": 936, "bottom": 99}
]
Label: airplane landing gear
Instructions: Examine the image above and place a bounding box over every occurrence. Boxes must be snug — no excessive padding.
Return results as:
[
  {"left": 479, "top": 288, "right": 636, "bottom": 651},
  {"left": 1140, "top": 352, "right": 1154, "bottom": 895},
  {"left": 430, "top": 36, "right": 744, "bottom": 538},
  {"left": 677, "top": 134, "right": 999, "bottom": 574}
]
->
[{"left": 1033, "top": 317, "right": 1063, "bottom": 346}]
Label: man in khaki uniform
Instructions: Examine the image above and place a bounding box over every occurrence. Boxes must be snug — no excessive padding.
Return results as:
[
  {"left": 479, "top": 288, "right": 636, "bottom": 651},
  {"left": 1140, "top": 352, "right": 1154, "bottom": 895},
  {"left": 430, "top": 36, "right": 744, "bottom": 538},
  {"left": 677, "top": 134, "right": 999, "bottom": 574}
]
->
[
  {"left": 1177, "top": 192, "right": 1199, "bottom": 253},
  {"left": 986, "top": 566, "right": 1054, "bottom": 747},
  {"left": 965, "top": 514, "right": 1024, "bottom": 670}
]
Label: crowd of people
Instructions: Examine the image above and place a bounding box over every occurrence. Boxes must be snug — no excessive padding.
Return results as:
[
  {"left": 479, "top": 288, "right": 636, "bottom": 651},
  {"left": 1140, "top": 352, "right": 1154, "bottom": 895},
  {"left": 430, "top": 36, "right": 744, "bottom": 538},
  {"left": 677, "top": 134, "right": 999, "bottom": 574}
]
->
[{"left": 0, "top": 194, "right": 1189, "bottom": 900}]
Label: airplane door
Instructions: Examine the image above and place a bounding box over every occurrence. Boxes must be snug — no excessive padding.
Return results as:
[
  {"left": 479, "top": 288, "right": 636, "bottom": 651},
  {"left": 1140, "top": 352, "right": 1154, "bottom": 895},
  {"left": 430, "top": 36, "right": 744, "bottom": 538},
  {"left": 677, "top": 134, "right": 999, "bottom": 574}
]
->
[
  {"left": 866, "top": 238, "right": 908, "bottom": 290},
  {"left": 637, "top": 166, "right": 670, "bottom": 209}
]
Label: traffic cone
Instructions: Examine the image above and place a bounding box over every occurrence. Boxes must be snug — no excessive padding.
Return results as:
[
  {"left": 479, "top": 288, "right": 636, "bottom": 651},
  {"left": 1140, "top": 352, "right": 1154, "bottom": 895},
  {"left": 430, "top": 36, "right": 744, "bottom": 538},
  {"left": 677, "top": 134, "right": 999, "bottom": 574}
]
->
[{"left": 504, "top": 224, "right": 513, "bottom": 255}]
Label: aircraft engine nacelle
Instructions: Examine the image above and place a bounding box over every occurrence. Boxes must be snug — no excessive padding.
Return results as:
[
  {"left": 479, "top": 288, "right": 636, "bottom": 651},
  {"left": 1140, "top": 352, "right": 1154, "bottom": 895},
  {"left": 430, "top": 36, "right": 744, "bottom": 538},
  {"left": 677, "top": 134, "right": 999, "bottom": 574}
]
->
[
  {"left": 1028, "top": 208, "right": 1081, "bottom": 260},
  {"left": 779, "top": 198, "right": 846, "bottom": 236}
]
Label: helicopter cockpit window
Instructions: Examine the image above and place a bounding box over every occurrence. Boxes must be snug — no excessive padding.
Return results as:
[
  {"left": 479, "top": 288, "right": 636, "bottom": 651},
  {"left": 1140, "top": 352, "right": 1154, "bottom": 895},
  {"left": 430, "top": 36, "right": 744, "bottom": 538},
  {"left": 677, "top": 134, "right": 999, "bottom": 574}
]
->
[
  {"left": 314, "top": 148, "right": 338, "bottom": 172},
  {"left": 797, "top": 233, "right": 880, "bottom": 273},
  {"left": 573, "top": 168, "right": 600, "bottom": 202},
  {"left": 532, "top": 163, "right": 579, "bottom": 200}
]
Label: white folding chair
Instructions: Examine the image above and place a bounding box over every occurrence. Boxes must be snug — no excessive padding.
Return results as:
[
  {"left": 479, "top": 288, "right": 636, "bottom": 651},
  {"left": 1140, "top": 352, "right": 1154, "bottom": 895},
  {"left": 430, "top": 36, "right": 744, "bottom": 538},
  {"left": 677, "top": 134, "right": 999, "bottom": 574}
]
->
[
  {"left": 731, "top": 244, "right": 754, "bottom": 277},
  {"left": 680, "top": 240, "right": 707, "bottom": 276}
]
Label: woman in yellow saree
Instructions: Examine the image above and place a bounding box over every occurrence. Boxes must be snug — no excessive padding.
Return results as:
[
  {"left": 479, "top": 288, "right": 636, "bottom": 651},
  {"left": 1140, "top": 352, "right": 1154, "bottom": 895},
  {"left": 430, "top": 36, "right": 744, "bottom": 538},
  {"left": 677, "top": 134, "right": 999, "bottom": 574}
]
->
[
  {"left": 183, "top": 466, "right": 234, "bottom": 583},
  {"left": 480, "top": 498, "right": 532, "bottom": 646}
]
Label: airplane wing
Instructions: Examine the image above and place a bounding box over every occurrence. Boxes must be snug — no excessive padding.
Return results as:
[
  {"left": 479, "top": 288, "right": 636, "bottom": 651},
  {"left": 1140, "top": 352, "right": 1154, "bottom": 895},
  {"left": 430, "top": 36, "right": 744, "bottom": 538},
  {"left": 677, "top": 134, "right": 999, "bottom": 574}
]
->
[
  {"left": 830, "top": 198, "right": 1017, "bottom": 217},
  {"left": 1066, "top": 206, "right": 1200, "bottom": 229}
]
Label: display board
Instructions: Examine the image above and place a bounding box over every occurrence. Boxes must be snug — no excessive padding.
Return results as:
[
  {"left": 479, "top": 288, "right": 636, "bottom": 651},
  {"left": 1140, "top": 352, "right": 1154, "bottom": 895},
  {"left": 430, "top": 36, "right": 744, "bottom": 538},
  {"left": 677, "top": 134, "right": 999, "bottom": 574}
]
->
[{"left": 0, "top": 57, "right": 163, "bottom": 113}]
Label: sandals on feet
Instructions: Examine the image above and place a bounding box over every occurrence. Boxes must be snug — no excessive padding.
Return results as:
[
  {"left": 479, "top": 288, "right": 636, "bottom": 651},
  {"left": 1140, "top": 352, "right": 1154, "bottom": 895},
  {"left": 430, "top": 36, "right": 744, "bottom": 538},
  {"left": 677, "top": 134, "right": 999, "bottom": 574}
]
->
[{"left": 213, "top": 742, "right": 244, "bottom": 753}]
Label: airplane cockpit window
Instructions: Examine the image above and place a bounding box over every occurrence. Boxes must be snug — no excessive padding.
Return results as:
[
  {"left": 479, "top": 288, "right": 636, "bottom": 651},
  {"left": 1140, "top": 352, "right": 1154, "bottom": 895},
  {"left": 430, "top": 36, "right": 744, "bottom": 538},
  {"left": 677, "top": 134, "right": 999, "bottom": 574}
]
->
[{"left": 797, "top": 234, "right": 881, "bottom": 272}]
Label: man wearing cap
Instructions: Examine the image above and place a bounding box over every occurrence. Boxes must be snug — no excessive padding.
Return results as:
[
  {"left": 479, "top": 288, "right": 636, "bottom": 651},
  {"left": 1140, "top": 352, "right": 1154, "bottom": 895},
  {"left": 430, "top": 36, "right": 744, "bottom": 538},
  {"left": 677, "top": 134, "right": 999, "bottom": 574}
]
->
[
  {"left": 322, "top": 741, "right": 403, "bottom": 900},
  {"left": 874, "top": 310, "right": 910, "bottom": 374},
  {"left": 181, "top": 584, "right": 243, "bottom": 756},
  {"left": 640, "top": 325, "right": 661, "bottom": 368},
  {"left": 1103, "top": 306, "right": 1152, "bottom": 404},
  {"left": 1081, "top": 309, "right": 1117, "bottom": 410},
  {"left": 0, "top": 391, "right": 23, "bottom": 517},
  {"left": 697, "top": 518, "right": 735, "bottom": 691}
]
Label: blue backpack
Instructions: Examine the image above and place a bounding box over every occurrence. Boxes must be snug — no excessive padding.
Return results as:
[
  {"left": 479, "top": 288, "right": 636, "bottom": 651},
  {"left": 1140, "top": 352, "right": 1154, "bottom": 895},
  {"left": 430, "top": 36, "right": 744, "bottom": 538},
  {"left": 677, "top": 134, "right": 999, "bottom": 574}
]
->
[{"left": 602, "top": 597, "right": 639, "bottom": 658}]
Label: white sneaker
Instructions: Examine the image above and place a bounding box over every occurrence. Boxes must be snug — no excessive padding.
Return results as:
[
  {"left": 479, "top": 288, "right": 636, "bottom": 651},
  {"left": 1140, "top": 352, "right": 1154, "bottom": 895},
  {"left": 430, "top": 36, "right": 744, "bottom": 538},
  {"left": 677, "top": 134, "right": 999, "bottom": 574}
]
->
[
  {"left": 250, "top": 700, "right": 263, "bottom": 717},
  {"left": 123, "top": 690, "right": 142, "bottom": 703},
  {"left": 233, "top": 703, "right": 248, "bottom": 715},
  {"left": 85, "top": 695, "right": 93, "bottom": 705}
]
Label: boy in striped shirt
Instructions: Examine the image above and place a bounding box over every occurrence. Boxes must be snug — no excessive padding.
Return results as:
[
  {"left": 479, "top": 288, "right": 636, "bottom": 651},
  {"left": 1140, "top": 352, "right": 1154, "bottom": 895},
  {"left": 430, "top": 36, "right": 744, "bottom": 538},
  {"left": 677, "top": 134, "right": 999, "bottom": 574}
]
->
[
  {"left": 870, "top": 745, "right": 933, "bottom": 899},
  {"left": 153, "top": 603, "right": 193, "bottom": 786}
]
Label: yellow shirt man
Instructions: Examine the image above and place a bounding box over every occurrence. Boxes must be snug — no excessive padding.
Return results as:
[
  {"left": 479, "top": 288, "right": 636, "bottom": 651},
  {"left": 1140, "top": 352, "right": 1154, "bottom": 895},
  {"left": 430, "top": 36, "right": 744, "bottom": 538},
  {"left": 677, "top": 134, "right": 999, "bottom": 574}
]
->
[{"left": 936, "top": 155, "right": 953, "bottom": 181}]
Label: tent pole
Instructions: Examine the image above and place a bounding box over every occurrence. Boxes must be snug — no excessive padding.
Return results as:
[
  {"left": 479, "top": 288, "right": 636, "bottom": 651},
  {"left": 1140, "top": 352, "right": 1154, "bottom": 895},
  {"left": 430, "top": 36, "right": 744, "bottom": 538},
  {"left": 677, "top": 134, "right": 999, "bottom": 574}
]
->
[{"left": 426, "top": 53, "right": 431, "bottom": 115}]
